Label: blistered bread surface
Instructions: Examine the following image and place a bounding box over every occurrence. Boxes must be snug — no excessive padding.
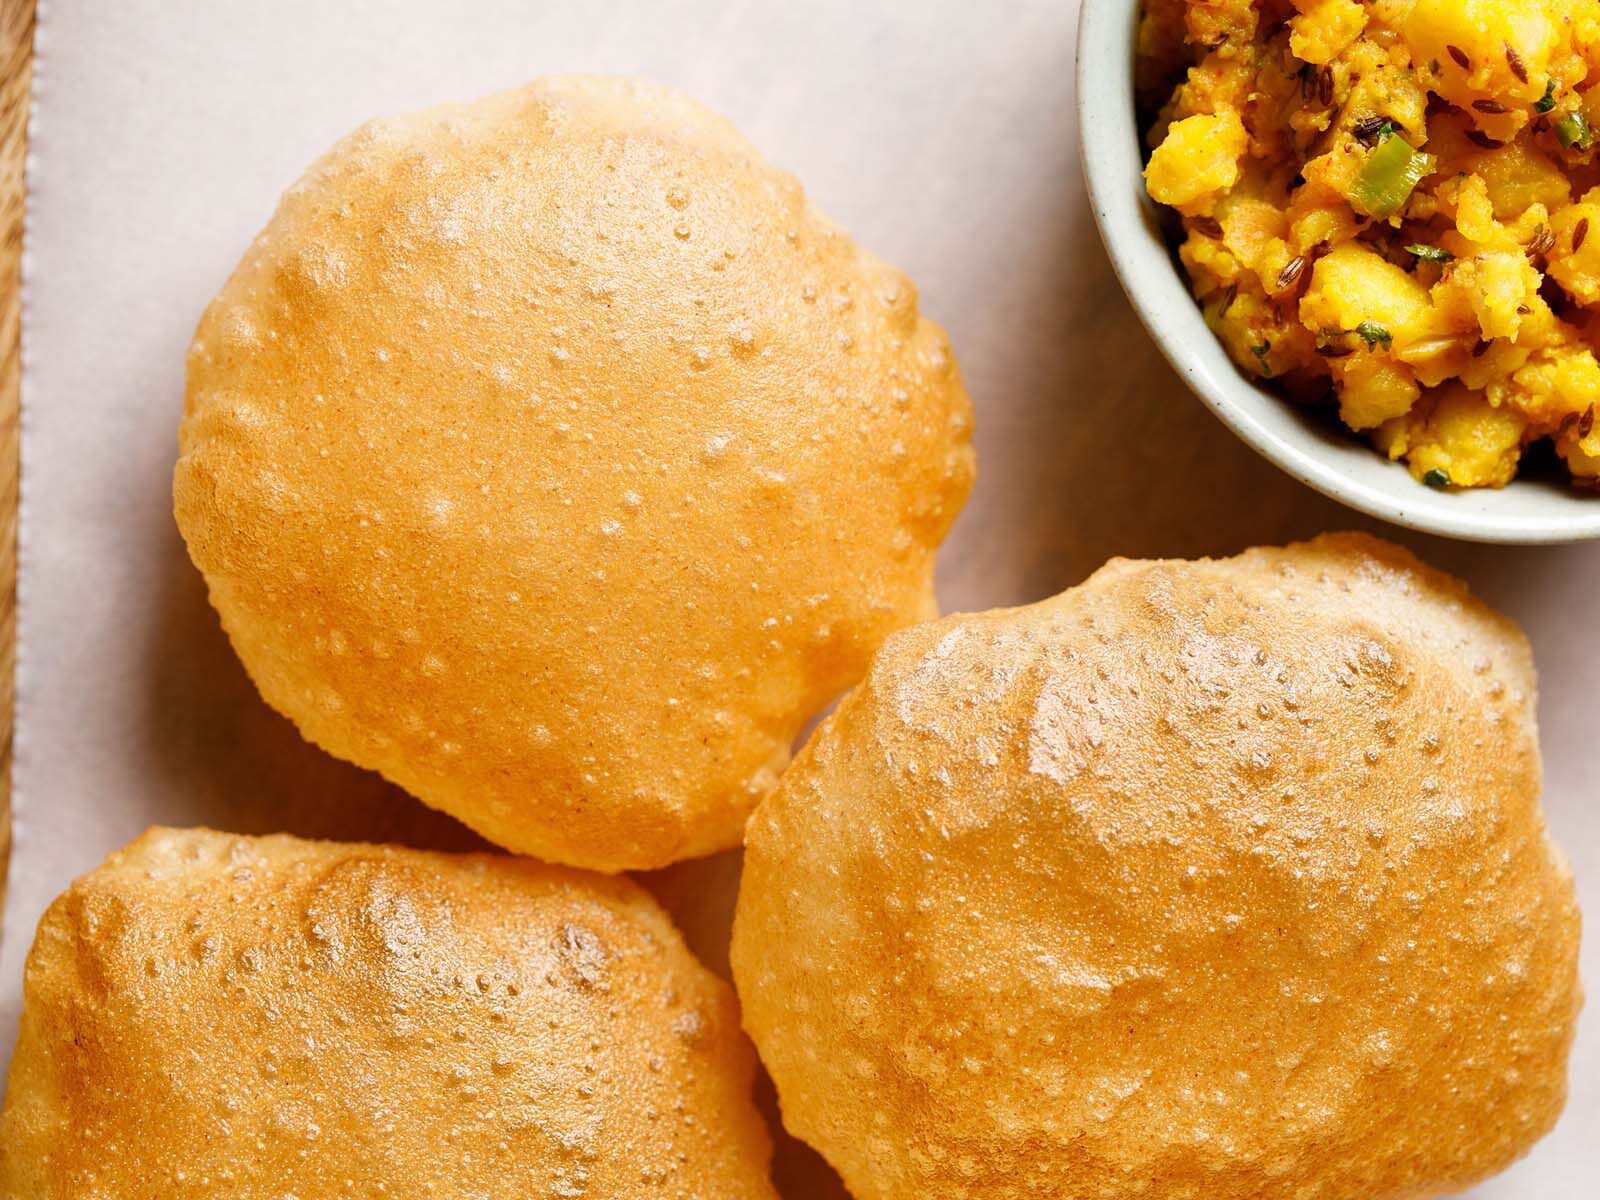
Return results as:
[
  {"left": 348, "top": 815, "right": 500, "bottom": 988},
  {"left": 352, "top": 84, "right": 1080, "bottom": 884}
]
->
[
  {"left": 174, "top": 75, "right": 975, "bottom": 870},
  {"left": 731, "top": 533, "right": 1581, "bottom": 1200},
  {"left": 0, "top": 828, "right": 777, "bottom": 1199}
]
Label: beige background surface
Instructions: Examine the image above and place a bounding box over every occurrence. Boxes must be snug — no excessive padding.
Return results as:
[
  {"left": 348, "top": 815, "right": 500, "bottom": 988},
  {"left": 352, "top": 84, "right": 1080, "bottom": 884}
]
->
[{"left": 2, "top": 2, "right": 1595, "bottom": 1195}]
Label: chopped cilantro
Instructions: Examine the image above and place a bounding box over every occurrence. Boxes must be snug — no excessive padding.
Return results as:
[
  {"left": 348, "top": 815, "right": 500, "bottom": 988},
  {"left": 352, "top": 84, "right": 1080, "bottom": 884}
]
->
[
  {"left": 1405, "top": 243, "right": 1455, "bottom": 264},
  {"left": 1355, "top": 321, "right": 1394, "bottom": 350},
  {"left": 1422, "top": 468, "right": 1452, "bottom": 490},
  {"left": 1535, "top": 79, "right": 1558, "bottom": 114}
]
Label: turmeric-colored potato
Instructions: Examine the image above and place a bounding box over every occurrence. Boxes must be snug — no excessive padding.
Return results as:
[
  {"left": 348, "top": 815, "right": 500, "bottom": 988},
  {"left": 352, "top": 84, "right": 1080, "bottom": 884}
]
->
[
  {"left": 1144, "top": 112, "right": 1248, "bottom": 210},
  {"left": 1547, "top": 197, "right": 1600, "bottom": 305},
  {"left": 1289, "top": 0, "right": 1367, "bottom": 65},
  {"left": 1334, "top": 353, "right": 1421, "bottom": 430},
  {"left": 1403, "top": 0, "right": 1554, "bottom": 121},
  {"left": 1142, "top": 0, "right": 1600, "bottom": 489},
  {"left": 1557, "top": 417, "right": 1600, "bottom": 479},
  {"left": 1473, "top": 141, "right": 1572, "bottom": 219},
  {"left": 1389, "top": 384, "right": 1528, "bottom": 487},
  {"left": 1299, "top": 243, "right": 1431, "bottom": 336}
]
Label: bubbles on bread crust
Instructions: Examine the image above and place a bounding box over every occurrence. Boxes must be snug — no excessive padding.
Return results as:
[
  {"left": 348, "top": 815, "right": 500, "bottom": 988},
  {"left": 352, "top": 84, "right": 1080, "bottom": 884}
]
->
[
  {"left": 731, "top": 534, "right": 1581, "bottom": 1200},
  {"left": 0, "top": 828, "right": 778, "bottom": 1198},
  {"left": 174, "top": 76, "right": 975, "bottom": 870}
]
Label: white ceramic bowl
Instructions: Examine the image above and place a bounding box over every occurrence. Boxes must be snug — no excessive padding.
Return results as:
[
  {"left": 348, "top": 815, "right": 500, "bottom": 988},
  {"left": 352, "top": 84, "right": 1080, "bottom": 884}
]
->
[{"left": 1076, "top": 0, "right": 1600, "bottom": 544}]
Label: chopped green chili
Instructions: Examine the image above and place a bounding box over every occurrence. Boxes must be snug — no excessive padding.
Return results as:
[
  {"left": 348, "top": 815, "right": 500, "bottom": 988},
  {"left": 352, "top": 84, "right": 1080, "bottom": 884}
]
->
[
  {"left": 1350, "top": 134, "right": 1437, "bottom": 219},
  {"left": 1556, "top": 111, "right": 1593, "bottom": 150},
  {"left": 1422, "top": 468, "right": 1452, "bottom": 490}
]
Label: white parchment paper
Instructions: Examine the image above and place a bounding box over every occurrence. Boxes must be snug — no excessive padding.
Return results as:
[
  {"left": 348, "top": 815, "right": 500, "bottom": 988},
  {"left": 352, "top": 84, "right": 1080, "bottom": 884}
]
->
[{"left": 4, "top": 1, "right": 1596, "bottom": 1194}]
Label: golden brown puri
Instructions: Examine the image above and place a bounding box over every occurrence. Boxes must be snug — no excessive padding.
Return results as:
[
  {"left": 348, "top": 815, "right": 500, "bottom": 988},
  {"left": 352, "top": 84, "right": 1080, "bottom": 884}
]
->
[
  {"left": 0, "top": 828, "right": 778, "bottom": 1200},
  {"left": 173, "top": 76, "right": 975, "bottom": 872},
  {"left": 731, "top": 533, "right": 1583, "bottom": 1200}
]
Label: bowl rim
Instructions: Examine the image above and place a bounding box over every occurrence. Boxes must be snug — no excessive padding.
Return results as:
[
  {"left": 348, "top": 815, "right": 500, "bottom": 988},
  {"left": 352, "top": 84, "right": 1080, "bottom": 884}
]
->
[{"left": 1075, "top": 0, "right": 1600, "bottom": 545}]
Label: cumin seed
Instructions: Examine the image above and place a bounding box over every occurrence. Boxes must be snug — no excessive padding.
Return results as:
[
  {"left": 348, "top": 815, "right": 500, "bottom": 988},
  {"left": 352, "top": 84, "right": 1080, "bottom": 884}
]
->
[
  {"left": 1352, "top": 115, "right": 1400, "bottom": 146},
  {"left": 1506, "top": 46, "right": 1529, "bottom": 84}
]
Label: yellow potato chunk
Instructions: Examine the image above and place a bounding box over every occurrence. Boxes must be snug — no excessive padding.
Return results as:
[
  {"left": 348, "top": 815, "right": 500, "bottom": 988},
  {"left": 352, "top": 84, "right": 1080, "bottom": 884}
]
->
[
  {"left": 1547, "top": 200, "right": 1600, "bottom": 306},
  {"left": 1509, "top": 347, "right": 1600, "bottom": 429},
  {"left": 1300, "top": 243, "right": 1432, "bottom": 336},
  {"left": 1289, "top": 198, "right": 1360, "bottom": 253},
  {"left": 1404, "top": 0, "right": 1555, "bottom": 114},
  {"left": 1451, "top": 251, "right": 1545, "bottom": 341},
  {"left": 1473, "top": 141, "right": 1572, "bottom": 221},
  {"left": 1336, "top": 353, "right": 1422, "bottom": 430},
  {"left": 1221, "top": 196, "right": 1290, "bottom": 276},
  {"left": 1290, "top": 0, "right": 1367, "bottom": 65},
  {"left": 1556, "top": 351, "right": 1600, "bottom": 408},
  {"left": 1453, "top": 174, "right": 1514, "bottom": 248},
  {"left": 1558, "top": 420, "right": 1600, "bottom": 478},
  {"left": 1182, "top": 0, "right": 1260, "bottom": 49},
  {"left": 1145, "top": 112, "right": 1249, "bottom": 210},
  {"left": 1402, "top": 386, "right": 1528, "bottom": 487}
]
